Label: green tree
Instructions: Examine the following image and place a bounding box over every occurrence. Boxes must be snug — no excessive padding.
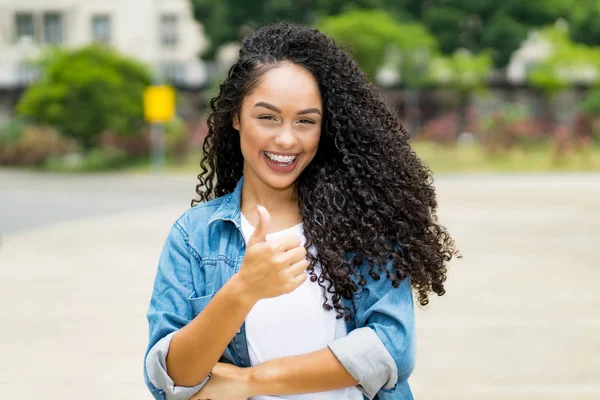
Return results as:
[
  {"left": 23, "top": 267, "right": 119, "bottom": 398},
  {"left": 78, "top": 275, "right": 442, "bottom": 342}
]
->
[
  {"left": 191, "top": 0, "right": 415, "bottom": 58},
  {"left": 190, "top": 0, "right": 589, "bottom": 69},
  {"left": 427, "top": 49, "right": 493, "bottom": 133},
  {"left": 417, "top": 0, "right": 576, "bottom": 68},
  {"left": 568, "top": 0, "right": 600, "bottom": 47},
  {"left": 427, "top": 49, "right": 492, "bottom": 90},
  {"left": 191, "top": 0, "right": 316, "bottom": 59},
  {"left": 318, "top": 9, "right": 437, "bottom": 79},
  {"left": 17, "top": 45, "right": 151, "bottom": 149},
  {"left": 526, "top": 25, "right": 600, "bottom": 125},
  {"left": 529, "top": 25, "right": 600, "bottom": 93}
]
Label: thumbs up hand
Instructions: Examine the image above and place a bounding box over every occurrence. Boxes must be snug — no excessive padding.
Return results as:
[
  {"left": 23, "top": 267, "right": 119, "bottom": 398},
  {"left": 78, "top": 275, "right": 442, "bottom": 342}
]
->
[
  {"left": 246, "top": 204, "right": 271, "bottom": 247},
  {"left": 237, "top": 205, "right": 309, "bottom": 302}
]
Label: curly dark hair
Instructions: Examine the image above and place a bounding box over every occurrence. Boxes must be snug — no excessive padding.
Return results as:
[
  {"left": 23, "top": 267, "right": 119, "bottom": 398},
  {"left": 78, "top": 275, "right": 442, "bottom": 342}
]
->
[{"left": 193, "top": 22, "right": 459, "bottom": 319}]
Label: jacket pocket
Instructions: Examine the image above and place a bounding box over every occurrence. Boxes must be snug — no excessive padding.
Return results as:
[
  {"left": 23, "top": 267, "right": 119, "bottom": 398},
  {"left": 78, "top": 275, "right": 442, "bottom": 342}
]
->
[
  {"left": 199, "top": 257, "right": 237, "bottom": 295},
  {"left": 189, "top": 293, "right": 216, "bottom": 317}
]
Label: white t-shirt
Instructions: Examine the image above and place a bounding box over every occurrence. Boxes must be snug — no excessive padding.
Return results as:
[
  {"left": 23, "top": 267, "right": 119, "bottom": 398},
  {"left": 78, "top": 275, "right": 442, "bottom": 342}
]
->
[{"left": 240, "top": 213, "right": 363, "bottom": 400}]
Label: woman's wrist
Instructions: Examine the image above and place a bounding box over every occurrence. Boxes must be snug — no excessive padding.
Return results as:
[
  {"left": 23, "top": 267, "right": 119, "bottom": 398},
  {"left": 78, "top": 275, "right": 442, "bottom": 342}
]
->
[{"left": 225, "top": 273, "right": 259, "bottom": 309}]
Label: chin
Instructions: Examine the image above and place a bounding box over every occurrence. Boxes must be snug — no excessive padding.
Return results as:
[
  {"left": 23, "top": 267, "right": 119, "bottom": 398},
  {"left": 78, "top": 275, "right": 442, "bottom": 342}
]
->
[
  {"left": 262, "top": 175, "right": 298, "bottom": 190},
  {"left": 256, "top": 166, "right": 302, "bottom": 189}
]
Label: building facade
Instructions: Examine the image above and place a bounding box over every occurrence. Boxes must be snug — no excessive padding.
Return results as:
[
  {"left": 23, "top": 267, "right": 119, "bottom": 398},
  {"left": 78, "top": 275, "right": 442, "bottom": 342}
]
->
[{"left": 0, "top": 0, "right": 208, "bottom": 90}]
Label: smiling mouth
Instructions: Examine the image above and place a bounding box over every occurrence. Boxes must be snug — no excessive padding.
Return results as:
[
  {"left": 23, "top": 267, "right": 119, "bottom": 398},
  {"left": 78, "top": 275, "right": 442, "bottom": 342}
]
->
[{"left": 263, "top": 151, "right": 299, "bottom": 165}]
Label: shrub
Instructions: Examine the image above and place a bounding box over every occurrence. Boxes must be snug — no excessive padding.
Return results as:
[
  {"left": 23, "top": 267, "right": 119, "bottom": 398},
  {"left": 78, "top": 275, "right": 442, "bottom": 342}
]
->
[
  {"left": 17, "top": 45, "right": 152, "bottom": 149},
  {"left": 580, "top": 88, "right": 600, "bottom": 116},
  {"left": 44, "top": 147, "right": 131, "bottom": 172},
  {"left": 418, "top": 107, "right": 481, "bottom": 144},
  {"left": 0, "top": 118, "right": 25, "bottom": 145},
  {"left": 479, "top": 104, "right": 546, "bottom": 154},
  {"left": 576, "top": 90, "right": 600, "bottom": 145},
  {"left": 165, "top": 117, "right": 190, "bottom": 163},
  {"left": 98, "top": 129, "right": 151, "bottom": 157},
  {"left": 97, "top": 117, "right": 190, "bottom": 163},
  {"left": 419, "top": 112, "right": 459, "bottom": 143},
  {"left": 0, "top": 124, "right": 79, "bottom": 166}
]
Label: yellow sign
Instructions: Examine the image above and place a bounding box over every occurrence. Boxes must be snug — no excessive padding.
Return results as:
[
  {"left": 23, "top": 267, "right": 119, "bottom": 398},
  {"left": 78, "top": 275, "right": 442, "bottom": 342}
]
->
[{"left": 144, "top": 85, "right": 175, "bottom": 123}]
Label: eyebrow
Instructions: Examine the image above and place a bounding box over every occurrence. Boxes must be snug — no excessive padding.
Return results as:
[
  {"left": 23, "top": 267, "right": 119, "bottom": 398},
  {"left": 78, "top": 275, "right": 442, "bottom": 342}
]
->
[{"left": 254, "top": 101, "right": 322, "bottom": 116}]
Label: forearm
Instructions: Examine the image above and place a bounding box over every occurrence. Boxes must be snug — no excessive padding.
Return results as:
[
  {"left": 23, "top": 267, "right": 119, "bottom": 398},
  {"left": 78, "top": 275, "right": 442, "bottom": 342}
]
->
[
  {"left": 248, "top": 347, "right": 358, "bottom": 396},
  {"left": 167, "top": 275, "right": 256, "bottom": 386}
]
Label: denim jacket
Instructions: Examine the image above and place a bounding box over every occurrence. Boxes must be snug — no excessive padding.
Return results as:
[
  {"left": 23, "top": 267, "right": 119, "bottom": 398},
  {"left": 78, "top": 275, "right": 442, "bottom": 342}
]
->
[{"left": 144, "top": 177, "right": 416, "bottom": 400}]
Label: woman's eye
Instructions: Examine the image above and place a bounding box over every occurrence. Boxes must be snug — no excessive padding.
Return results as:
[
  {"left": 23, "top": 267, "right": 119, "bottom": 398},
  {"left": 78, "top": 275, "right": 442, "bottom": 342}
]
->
[
  {"left": 298, "top": 119, "right": 315, "bottom": 124},
  {"left": 258, "top": 115, "right": 276, "bottom": 121}
]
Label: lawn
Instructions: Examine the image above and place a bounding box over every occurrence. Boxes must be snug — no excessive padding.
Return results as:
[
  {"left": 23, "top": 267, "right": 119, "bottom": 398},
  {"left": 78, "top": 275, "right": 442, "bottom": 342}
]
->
[
  {"left": 34, "top": 141, "right": 600, "bottom": 174},
  {"left": 411, "top": 141, "right": 600, "bottom": 173}
]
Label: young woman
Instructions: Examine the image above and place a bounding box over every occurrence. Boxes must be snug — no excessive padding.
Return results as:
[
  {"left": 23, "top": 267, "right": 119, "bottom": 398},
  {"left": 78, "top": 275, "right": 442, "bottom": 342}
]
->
[{"left": 144, "top": 22, "right": 457, "bottom": 400}]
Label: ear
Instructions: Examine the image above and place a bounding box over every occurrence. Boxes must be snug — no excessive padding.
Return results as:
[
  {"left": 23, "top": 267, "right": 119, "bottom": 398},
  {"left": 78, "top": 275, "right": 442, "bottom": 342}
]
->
[{"left": 233, "top": 113, "right": 240, "bottom": 131}]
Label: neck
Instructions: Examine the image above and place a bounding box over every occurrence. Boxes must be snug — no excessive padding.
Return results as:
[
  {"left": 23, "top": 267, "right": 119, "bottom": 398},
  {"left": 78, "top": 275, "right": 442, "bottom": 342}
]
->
[{"left": 241, "top": 167, "right": 302, "bottom": 231}]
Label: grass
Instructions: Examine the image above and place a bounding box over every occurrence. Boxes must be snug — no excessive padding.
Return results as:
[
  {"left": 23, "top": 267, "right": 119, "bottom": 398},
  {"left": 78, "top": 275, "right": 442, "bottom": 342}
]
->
[
  {"left": 156, "top": 142, "right": 600, "bottom": 175},
  {"left": 126, "top": 150, "right": 205, "bottom": 174},
  {"left": 10, "top": 142, "right": 600, "bottom": 175},
  {"left": 411, "top": 141, "right": 600, "bottom": 173}
]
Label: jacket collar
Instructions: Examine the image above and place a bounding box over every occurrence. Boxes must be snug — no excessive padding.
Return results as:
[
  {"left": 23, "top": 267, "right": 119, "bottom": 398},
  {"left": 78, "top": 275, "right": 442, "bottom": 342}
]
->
[{"left": 208, "top": 176, "right": 244, "bottom": 228}]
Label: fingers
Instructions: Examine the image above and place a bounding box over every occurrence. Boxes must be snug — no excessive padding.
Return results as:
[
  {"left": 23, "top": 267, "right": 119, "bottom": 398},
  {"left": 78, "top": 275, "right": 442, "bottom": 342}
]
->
[
  {"left": 247, "top": 205, "right": 271, "bottom": 246},
  {"left": 271, "top": 233, "right": 303, "bottom": 252},
  {"left": 287, "top": 258, "right": 310, "bottom": 278},
  {"left": 281, "top": 243, "right": 307, "bottom": 264},
  {"left": 286, "top": 262, "right": 309, "bottom": 292}
]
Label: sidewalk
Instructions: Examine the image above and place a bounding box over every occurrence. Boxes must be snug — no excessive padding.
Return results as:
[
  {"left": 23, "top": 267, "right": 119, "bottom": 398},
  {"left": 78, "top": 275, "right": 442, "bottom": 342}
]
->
[{"left": 1, "top": 172, "right": 599, "bottom": 399}]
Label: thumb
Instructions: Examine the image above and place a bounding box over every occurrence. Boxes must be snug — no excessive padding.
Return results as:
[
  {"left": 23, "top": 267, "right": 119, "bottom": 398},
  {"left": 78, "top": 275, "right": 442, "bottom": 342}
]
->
[{"left": 248, "top": 205, "right": 270, "bottom": 245}]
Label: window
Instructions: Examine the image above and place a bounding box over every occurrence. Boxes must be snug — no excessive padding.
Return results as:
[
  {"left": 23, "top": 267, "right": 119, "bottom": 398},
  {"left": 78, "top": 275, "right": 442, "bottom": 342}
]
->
[
  {"left": 161, "top": 63, "right": 186, "bottom": 84},
  {"left": 92, "top": 15, "right": 111, "bottom": 44},
  {"left": 15, "top": 13, "right": 34, "bottom": 42},
  {"left": 16, "top": 63, "right": 40, "bottom": 86},
  {"left": 160, "top": 14, "right": 178, "bottom": 48},
  {"left": 44, "top": 13, "right": 63, "bottom": 44}
]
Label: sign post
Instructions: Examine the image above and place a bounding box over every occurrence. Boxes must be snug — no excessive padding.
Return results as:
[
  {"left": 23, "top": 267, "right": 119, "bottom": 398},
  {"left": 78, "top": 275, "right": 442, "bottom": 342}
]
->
[{"left": 144, "top": 85, "right": 175, "bottom": 172}]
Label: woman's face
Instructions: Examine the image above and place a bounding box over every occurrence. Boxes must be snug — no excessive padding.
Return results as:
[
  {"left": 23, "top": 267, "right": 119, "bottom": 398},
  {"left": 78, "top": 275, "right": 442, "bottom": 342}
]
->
[{"left": 234, "top": 62, "right": 322, "bottom": 191}]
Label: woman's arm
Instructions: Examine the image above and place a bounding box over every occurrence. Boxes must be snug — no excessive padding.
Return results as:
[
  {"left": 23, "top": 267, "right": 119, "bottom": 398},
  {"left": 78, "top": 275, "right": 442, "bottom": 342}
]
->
[
  {"left": 167, "top": 275, "right": 255, "bottom": 386},
  {"left": 146, "top": 207, "right": 308, "bottom": 398},
  {"left": 191, "top": 348, "right": 358, "bottom": 400},
  {"left": 144, "top": 222, "right": 255, "bottom": 399},
  {"left": 248, "top": 347, "right": 358, "bottom": 395},
  {"left": 249, "top": 272, "right": 416, "bottom": 400},
  {"left": 249, "top": 276, "right": 415, "bottom": 399}
]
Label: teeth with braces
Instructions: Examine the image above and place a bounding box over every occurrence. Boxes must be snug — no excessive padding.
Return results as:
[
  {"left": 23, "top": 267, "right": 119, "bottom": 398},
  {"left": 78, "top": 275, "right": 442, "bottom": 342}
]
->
[{"left": 265, "top": 151, "right": 297, "bottom": 163}]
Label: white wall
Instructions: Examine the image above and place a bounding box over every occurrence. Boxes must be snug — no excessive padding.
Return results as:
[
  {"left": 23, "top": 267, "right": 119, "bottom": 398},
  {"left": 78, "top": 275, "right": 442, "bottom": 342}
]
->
[{"left": 0, "top": 0, "right": 208, "bottom": 88}]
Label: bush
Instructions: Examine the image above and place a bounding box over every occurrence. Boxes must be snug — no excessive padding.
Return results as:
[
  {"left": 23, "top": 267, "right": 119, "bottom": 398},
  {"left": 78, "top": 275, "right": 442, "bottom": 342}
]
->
[
  {"left": 44, "top": 148, "right": 133, "bottom": 172},
  {"left": 0, "top": 124, "right": 79, "bottom": 166},
  {"left": 98, "top": 129, "right": 151, "bottom": 157},
  {"left": 418, "top": 107, "right": 481, "bottom": 144},
  {"left": 479, "top": 104, "right": 546, "bottom": 154},
  {"left": 17, "top": 45, "right": 152, "bottom": 149},
  {"left": 0, "top": 118, "right": 25, "bottom": 145},
  {"left": 580, "top": 89, "right": 600, "bottom": 116},
  {"left": 419, "top": 112, "right": 459, "bottom": 143},
  {"left": 576, "top": 90, "right": 600, "bottom": 145},
  {"left": 165, "top": 117, "right": 190, "bottom": 163},
  {"left": 96, "top": 117, "right": 190, "bottom": 163}
]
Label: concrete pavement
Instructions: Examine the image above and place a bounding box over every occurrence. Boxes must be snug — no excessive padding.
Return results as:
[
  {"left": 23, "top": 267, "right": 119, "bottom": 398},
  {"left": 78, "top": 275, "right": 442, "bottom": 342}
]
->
[{"left": 1, "top": 171, "right": 599, "bottom": 399}]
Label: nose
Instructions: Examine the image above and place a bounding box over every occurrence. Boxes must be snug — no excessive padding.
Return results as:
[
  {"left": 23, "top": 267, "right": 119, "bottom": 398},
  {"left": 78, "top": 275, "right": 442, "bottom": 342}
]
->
[{"left": 273, "top": 125, "right": 297, "bottom": 149}]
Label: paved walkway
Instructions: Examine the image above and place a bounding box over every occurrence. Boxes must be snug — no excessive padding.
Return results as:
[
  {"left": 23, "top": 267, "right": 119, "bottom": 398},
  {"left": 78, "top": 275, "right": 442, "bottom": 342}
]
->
[{"left": 1, "top": 171, "right": 599, "bottom": 399}]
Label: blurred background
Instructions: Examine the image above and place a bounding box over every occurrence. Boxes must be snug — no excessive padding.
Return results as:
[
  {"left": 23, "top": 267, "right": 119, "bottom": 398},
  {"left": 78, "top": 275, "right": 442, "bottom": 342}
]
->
[{"left": 0, "top": 1, "right": 598, "bottom": 399}]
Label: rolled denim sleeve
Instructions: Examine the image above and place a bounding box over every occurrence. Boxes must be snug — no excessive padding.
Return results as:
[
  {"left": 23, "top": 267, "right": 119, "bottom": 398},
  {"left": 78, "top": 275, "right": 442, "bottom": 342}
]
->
[
  {"left": 143, "top": 221, "right": 210, "bottom": 400},
  {"left": 328, "top": 326, "right": 398, "bottom": 399},
  {"left": 329, "top": 271, "right": 416, "bottom": 399},
  {"left": 146, "top": 332, "right": 210, "bottom": 400}
]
